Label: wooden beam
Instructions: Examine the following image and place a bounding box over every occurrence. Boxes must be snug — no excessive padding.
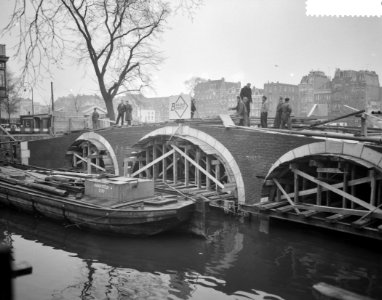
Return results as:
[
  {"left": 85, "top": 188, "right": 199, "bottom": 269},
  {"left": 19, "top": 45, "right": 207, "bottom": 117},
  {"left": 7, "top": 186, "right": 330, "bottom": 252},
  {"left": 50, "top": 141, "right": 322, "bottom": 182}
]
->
[
  {"left": 173, "top": 151, "right": 178, "bottom": 184},
  {"left": 145, "top": 148, "right": 151, "bottom": 178},
  {"left": 316, "top": 168, "right": 343, "bottom": 174},
  {"left": 273, "top": 179, "right": 301, "bottom": 214},
  {"left": 195, "top": 149, "right": 201, "bottom": 189},
  {"left": 206, "top": 156, "right": 211, "bottom": 189},
  {"left": 131, "top": 149, "right": 175, "bottom": 177},
  {"left": 171, "top": 145, "right": 225, "bottom": 189},
  {"left": 294, "top": 170, "right": 299, "bottom": 203},
  {"left": 294, "top": 204, "right": 382, "bottom": 220},
  {"left": 369, "top": 169, "right": 376, "bottom": 206},
  {"left": 162, "top": 144, "right": 167, "bottom": 182},
  {"left": 73, "top": 153, "right": 105, "bottom": 172},
  {"left": 291, "top": 167, "right": 382, "bottom": 213},
  {"left": 184, "top": 146, "right": 190, "bottom": 186},
  {"left": 272, "top": 174, "right": 381, "bottom": 202},
  {"left": 152, "top": 143, "right": 158, "bottom": 179}
]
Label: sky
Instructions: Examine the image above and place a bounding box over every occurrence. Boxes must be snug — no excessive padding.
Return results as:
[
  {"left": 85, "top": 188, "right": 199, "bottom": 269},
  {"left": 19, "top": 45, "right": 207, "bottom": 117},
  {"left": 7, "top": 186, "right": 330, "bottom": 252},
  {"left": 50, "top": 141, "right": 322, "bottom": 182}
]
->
[{"left": 0, "top": 0, "right": 382, "bottom": 104}]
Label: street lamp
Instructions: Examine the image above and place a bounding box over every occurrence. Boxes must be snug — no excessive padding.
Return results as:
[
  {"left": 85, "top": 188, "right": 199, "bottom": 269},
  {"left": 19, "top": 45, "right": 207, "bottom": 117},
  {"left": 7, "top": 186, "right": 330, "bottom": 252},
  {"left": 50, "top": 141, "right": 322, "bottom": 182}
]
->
[{"left": 24, "top": 86, "right": 34, "bottom": 115}]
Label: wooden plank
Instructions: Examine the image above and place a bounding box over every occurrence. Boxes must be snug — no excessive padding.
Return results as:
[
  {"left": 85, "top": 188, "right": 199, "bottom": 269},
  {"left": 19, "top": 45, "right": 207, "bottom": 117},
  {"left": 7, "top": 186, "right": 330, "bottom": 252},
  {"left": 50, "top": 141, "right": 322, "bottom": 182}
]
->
[
  {"left": 259, "top": 200, "right": 289, "bottom": 210},
  {"left": 300, "top": 210, "right": 318, "bottom": 218},
  {"left": 326, "top": 213, "right": 348, "bottom": 223},
  {"left": 171, "top": 145, "right": 225, "bottom": 189},
  {"left": 131, "top": 149, "right": 175, "bottom": 177},
  {"left": 162, "top": 144, "right": 167, "bottom": 182},
  {"left": 352, "top": 217, "right": 374, "bottom": 229},
  {"left": 316, "top": 168, "right": 343, "bottom": 174},
  {"left": 275, "top": 205, "right": 295, "bottom": 213},
  {"left": 273, "top": 179, "right": 301, "bottom": 214},
  {"left": 291, "top": 167, "right": 382, "bottom": 214},
  {"left": 184, "top": 146, "right": 190, "bottom": 186},
  {"left": 294, "top": 204, "right": 382, "bottom": 220},
  {"left": 206, "top": 156, "right": 211, "bottom": 189},
  {"left": 312, "top": 282, "right": 375, "bottom": 300},
  {"left": 369, "top": 170, "right": 376, "bottom": 206}
]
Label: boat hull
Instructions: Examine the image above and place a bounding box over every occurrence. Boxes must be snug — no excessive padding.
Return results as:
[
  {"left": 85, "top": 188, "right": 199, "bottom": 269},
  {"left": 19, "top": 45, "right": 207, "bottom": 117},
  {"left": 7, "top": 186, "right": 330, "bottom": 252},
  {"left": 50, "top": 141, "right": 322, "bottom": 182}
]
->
[{"left": 0, "top": 182, "right": 195, "bottom": 235}]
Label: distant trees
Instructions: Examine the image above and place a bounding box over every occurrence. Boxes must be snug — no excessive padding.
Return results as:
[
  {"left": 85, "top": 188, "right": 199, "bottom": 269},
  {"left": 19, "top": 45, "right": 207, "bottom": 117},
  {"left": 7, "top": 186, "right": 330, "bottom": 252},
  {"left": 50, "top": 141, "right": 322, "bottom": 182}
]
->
[
  {"left": 2, "top": 0, "right": 202, "bottom": 120},
  {"left": 184, "top": 76, "right": 207, "bottom": 97},
  {"left": 1, "top": 71, "right": 22, "bottom": 123}
]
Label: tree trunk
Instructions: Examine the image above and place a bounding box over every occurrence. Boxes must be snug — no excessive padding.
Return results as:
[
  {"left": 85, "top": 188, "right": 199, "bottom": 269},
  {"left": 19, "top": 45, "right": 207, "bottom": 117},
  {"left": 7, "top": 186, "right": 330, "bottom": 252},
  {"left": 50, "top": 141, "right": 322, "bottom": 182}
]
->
[{"left": 104, "top": 95, "right": 115, "bottom": 121}]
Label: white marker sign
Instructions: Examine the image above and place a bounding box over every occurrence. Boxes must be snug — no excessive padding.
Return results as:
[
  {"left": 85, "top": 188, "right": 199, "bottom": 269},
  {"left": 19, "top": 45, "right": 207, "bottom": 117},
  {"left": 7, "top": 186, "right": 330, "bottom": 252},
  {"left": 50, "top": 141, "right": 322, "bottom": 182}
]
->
[{"left": 169, "top": 94, "right": 191, "bottom": 120}]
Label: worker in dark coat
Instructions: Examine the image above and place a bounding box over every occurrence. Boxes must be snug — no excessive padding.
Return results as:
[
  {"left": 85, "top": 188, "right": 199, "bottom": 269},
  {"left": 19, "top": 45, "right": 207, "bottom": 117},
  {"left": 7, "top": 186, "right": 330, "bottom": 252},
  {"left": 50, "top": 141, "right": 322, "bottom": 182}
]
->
[
  {"left": 230, "top": 95, "right": 248, "bottom": 126},
  {"left": 240, "top": 83, "right": 252, "bottom": 125},
  {"left": 191, "top": 98, "right": 196, "bottom": 119},
  {"left": 125, "top": 100, "right": 133, "bottom": 126},
  {"left": 274, "top": 97, "right": 284, "bottom": 128},
  {"left": 115, "top": 100, "right": 126, "bottom": 126},
  {"left": 280, "top": 97, "right": 292, "bottom": 129},
  {"left": 91, "top": 108, "right": 100, "bottom": 130}
]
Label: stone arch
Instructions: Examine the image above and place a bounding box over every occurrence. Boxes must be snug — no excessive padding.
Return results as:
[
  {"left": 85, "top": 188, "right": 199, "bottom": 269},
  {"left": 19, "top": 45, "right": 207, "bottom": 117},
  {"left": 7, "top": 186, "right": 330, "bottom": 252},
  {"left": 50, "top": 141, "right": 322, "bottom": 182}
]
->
[
  {"left": 266, "top": 140, "right": 382, "bottom": 179},
  {"left": 74, "top": 132, "right": 119, "bottom": 175},
  {"left": 139, "top": 125, "right": 246, "bottom": 204}
]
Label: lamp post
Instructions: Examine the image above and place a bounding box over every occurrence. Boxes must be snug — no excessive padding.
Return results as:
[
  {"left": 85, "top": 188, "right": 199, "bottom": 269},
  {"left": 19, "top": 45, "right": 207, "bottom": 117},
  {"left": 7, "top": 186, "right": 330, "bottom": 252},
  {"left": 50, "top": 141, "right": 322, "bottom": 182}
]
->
[{"left": 24, "top": 86, "right": 34, "bottom": 115}]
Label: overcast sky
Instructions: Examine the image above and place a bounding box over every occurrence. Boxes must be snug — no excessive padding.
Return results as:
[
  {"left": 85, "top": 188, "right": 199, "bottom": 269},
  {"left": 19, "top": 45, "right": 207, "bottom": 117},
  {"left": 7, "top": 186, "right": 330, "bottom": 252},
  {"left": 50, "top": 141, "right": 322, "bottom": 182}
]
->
[{"left": 1, "top": 0, "right": 382, "bottom": 104}]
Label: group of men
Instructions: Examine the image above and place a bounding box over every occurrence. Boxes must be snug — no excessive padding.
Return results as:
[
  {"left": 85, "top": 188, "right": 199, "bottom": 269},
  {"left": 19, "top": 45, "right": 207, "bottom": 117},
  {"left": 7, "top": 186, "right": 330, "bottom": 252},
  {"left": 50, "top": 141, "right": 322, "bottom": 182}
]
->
[
  {"left": 91, "top": 99, "right": 133, "bottom": 130},
  {"left": 115, "top": 100, "right": 133, "bottom": 126},
  {"left": 232, "top": 82, "right": 292, "bottom": 129}
]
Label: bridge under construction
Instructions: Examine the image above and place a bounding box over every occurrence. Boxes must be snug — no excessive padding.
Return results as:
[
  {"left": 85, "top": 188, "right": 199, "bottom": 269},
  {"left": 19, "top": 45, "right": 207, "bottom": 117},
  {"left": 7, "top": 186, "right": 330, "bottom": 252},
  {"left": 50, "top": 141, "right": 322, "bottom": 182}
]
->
[{"left": 3, "top": 114, "right": 382, "bottom": 241}]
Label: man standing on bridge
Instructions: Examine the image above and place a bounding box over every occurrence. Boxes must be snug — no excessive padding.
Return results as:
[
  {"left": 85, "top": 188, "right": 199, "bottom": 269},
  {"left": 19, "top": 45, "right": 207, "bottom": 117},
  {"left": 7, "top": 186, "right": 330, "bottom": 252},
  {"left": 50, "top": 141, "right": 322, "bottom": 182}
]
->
[
  {"left": 280, "top": 97, "right": 292, "bottom": 129},
  {"left": 115, "top": 99, "right": 126, "bottom": 126},
  {"left": 125, "top": 100, "right": 133, "bottom": 126},
  {"left": 240, "top": 83, "right": 252, "bottom": 126}
]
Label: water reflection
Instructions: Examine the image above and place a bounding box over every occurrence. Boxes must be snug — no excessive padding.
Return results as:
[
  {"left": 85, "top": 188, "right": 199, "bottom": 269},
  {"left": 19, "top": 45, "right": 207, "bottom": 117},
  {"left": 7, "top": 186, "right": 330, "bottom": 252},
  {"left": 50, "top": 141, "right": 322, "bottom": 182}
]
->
[{"left": 0, "top": 207, "right": 381, "bottom": 300}]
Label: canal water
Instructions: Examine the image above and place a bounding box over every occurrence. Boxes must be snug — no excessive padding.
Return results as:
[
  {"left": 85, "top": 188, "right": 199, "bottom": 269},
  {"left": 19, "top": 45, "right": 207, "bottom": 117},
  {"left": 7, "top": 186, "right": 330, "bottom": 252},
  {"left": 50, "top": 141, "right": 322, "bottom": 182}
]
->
[{"left": 1, "top": 207, "right": 381, "bottom": 300}]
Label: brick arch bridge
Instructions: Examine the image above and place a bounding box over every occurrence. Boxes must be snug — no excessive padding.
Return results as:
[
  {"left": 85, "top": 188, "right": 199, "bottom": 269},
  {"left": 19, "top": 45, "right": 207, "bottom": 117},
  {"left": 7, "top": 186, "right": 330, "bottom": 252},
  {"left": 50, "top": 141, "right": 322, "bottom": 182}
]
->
[{"left": 22, "top": 123, "right": 382, "bottom": 206}]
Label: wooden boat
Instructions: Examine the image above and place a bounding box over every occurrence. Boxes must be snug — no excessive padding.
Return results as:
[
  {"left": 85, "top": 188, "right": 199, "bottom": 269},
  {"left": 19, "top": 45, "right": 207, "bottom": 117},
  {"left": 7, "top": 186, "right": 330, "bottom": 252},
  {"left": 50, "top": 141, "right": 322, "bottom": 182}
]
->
[{"left": 0, "top": 165, "right": 195, "bottom": 235}]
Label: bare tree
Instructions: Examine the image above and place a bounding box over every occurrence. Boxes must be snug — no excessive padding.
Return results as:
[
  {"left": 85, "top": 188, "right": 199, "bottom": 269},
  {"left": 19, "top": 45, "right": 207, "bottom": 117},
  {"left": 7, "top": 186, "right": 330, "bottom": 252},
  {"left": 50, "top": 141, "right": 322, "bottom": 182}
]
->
[
  {"left": 3, "top": 71, "right": 22, "bottom": 123},
  {"left": 184, "top": 76, "right": 207, "bottom": 97},
  {"left": 2, "top": 0, "right": 202, "bottom": 120}
]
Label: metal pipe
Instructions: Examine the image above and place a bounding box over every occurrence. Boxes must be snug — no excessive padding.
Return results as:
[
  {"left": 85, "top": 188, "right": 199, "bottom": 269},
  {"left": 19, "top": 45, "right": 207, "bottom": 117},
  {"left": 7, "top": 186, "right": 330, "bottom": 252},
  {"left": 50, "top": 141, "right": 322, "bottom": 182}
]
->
[{"left": 234, "top": 126, "right": 382, "bottom": 144}]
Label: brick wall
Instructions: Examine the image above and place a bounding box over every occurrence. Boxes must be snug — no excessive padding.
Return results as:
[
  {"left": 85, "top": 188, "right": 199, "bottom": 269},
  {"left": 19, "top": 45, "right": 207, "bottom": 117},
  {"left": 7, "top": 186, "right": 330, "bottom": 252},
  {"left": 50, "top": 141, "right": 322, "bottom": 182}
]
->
[{"left": 27, "top": 125, "right": 319, "bottom": 204}]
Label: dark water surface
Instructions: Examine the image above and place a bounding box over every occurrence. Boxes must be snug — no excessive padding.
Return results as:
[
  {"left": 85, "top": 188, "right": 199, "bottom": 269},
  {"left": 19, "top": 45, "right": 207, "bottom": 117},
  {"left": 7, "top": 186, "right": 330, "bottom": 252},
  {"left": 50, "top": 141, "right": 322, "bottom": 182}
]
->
[{"left": 1, "top": 207, "right": 381, "bottom": 300}]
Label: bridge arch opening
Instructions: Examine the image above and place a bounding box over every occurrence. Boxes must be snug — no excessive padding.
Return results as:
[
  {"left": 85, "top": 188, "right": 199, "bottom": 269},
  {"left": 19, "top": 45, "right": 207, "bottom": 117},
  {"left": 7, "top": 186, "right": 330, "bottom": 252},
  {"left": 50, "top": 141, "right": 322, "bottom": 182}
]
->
[
  {"left": 127, "top": 126, "right": 245, "bottom": 204},
  {"left": 262, "top": 141, "right": 382, "bottom": 224},
  {"left": 66, "top": 132, "right": 119, "bottom": 175}
]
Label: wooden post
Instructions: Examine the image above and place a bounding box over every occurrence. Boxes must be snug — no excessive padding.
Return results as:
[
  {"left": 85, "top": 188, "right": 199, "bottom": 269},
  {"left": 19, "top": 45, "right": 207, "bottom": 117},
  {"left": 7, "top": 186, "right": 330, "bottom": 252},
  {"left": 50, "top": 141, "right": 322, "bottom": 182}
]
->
[
  {"left": 302, "top": 177, "right": 307, "bottom": 202},
  {"left": 139, "top": 155, "right": 144, "bottom": 178},
  {"left": 370, "top": 169, "right": 376, "bottom": 206},
  {"left": 196, "top": 149, "right": 201, "bottom": 189},
  {"left": 206, "top": 156, "right": 211, "bottom": 190},
  {"left": 145, "top": 148, "right": 151, "bottom": 178},
  {"left": 294, "top": 171, "right": 299, "bottom": 203},
  {"left": 82, "top": 146, "right": 87, "bottom": 172},
  {"left": 214, "top": 161, "right": 220, "bottom": 191},
  {"left": 184, "top": 146, "right": 190, "bottom": 186},
  {"left": 351, "top": 167, "right": 356, "bottom": 209},
  {"left": 342, "top": 165, "right": 349, "bottom": 208},
  {"left": 317, "top": 172, "right": 322, "bottom": 206},
  {"left": 152, "top": 144, "right": 158, "bottom": 180},
  {"left": 173, "top": 151, "right": 178, "bottom": 184},
  {"left": 162, "top": 144, "right": 167, "bottom": 182},
  {"left": 195, "top": 149, "right": 201, "bottom": 188},
  {"left": 326, "top": 172, "right": 331, "bottom": 206}
]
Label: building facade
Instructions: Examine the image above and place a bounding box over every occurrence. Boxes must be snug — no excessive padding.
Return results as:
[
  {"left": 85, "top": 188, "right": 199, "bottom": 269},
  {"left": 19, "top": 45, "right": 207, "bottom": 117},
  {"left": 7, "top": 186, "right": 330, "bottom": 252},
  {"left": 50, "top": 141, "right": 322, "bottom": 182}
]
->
[
  {"left": 194, "top": 78, "right": 241, "bottom": 118},
  {"left": 263, "top": 82, "right": 299, "bottom": 118},
  {"left": 251, "top": 87, "right": 264, "bottom": 118},
  {"left": 298, "top": 71, "right": 331, "bottom": 117},
  {"left": 330, "top": 69, "right": 381, "bottom": 124}
]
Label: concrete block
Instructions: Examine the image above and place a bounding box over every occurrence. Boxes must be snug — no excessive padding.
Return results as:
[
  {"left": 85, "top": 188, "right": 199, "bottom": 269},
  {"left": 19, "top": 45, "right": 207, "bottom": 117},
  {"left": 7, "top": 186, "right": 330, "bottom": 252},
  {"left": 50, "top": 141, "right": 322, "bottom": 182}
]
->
[
  {"left": 325, "top": 140, "right": 343, "bottom": 154},
  {"left": 20, "top": 141, "right": 28, "bottom": 151},
  {"left": 21, "top": 149, "right": 30, "bottom": 159},
  {"left": 361, "top": 147, "right": 382, "bottom": 166},
  {"left": 308, "top": 142, "right": 325, "bottom": 155},
  {"left": 343, "top": 142, "right": 364, "bottom": 158}
]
